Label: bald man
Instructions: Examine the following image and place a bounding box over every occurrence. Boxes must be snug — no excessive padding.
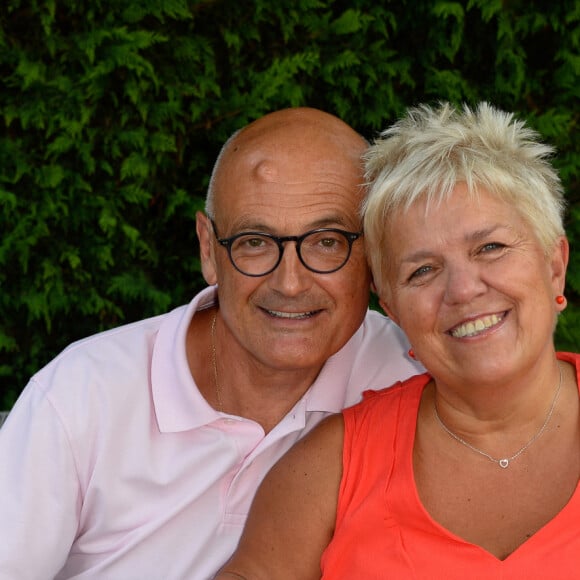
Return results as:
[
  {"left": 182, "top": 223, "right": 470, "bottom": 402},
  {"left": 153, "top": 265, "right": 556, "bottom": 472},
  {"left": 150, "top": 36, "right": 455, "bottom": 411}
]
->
[{"left": 0, "top": 108, "right": 422, "bottom": 579}]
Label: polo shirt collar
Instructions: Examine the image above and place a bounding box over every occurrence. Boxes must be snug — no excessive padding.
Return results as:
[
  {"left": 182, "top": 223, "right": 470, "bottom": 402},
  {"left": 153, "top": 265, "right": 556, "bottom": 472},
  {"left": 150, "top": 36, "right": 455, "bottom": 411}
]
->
[
  {"left": 152, "top": 286, "right": 221, "bottom": 432},
  {"left": 302, "top": 321, "right": 364, "bottom": 413}
]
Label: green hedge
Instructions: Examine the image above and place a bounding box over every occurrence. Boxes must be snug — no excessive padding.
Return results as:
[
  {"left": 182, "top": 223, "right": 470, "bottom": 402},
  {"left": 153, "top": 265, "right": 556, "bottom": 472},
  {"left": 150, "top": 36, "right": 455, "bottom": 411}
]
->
[{"left": 1, "top": 0, "right": 579, "bottom": 407}]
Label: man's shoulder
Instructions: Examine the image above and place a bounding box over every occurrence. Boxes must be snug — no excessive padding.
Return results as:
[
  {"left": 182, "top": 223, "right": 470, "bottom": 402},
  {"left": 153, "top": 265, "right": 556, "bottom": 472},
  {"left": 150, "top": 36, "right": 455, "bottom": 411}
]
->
[
  {"left": 31, "top": 304, "right": 188, "bottom": 393},
  {"left": 333, "top": 309, "right": 423, "bottom": 408},
  {"left": 354, "top": 308, "right": 415, "bottom": 361},
  {"left": 56, "top": 309, "right": 178, "bottom": 361},
  {"left": 361, "top": 308, "right": 401, "bottom": 332},
  {"left": 10, "top": 305, "right": 191, "bottom": 440}
]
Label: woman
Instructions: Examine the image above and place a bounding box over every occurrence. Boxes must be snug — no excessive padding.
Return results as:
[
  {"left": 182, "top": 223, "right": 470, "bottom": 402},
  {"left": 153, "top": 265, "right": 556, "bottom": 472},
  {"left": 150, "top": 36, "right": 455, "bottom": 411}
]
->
[{"left": 215, "top": 103, "right": 579, "bottom": 579}]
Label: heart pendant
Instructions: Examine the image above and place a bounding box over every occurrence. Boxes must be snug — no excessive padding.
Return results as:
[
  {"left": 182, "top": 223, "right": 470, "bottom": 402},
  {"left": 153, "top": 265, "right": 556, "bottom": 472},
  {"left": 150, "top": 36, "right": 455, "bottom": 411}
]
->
[{"left": 499, "top": 459, "right": 509, "bottom": 468}]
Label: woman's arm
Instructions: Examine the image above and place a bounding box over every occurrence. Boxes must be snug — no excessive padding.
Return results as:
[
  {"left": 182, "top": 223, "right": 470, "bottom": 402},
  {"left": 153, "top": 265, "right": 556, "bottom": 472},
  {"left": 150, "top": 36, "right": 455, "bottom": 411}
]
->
[{"left": 215, "top": 413, "right": 345, "bottom": 580}]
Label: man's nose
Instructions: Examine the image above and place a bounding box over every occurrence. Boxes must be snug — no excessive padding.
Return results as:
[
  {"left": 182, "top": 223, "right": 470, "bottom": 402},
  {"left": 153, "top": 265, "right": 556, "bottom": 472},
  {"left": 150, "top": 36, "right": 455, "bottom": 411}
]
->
[{"left": 267, "top": 242, "right": 312, "bottom": 295}]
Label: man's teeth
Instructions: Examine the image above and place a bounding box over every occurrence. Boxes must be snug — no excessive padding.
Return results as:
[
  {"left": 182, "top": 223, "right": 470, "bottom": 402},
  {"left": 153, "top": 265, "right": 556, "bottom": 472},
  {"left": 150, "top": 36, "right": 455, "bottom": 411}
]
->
[
  {"left": 267, "top": 310, "right": 314, "bottom": 319},
  {"left": 451, "top": 314, "right": 503, "bottom": 338}
]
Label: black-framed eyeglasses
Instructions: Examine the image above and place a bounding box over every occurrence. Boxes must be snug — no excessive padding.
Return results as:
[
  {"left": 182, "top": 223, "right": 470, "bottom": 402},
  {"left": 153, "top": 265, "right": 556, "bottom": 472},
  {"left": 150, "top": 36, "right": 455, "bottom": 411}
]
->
[{"left": 211, "top": 220, "right": 362, "bottom": 277}]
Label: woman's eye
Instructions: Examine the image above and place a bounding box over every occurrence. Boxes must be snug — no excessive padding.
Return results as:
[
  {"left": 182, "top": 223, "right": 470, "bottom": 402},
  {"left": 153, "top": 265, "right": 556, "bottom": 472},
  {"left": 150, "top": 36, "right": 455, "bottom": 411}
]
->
[
  {"left": 479, "top": 242, "right": 506, "bottom": 253},
  {"left": 409, "top": 265, "right": 432, "bottom": 280}
]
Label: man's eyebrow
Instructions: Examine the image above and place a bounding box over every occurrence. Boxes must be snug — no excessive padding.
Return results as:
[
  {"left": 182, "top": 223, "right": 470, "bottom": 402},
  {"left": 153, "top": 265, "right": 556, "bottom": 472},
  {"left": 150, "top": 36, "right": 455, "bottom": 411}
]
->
[{"left": 308, "top": 216, "right": 354, "bottom": 229}]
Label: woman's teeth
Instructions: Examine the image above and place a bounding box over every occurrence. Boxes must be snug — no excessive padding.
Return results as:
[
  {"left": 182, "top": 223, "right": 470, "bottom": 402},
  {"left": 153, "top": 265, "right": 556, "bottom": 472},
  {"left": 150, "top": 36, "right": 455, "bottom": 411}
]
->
[{"left": 451, "top": 313, "right": 503, "bottom": 338}]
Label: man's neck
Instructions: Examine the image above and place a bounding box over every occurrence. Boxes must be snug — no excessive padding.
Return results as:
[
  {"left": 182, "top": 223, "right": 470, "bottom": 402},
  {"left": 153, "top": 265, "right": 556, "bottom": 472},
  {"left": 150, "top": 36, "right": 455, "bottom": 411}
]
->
[{"left": 186, "top": 308, "right": 322, "bottom": 433}]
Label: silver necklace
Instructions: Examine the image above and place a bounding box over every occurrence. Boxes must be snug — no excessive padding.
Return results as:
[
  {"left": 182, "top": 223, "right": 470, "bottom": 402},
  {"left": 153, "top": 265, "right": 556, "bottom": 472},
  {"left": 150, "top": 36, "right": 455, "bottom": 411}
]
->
[
  {"left": 210, "top": 311, "right": 223, "bottom": 411},
  {"left": 433, "top": 365, "right": 563, "bottom": 469}
]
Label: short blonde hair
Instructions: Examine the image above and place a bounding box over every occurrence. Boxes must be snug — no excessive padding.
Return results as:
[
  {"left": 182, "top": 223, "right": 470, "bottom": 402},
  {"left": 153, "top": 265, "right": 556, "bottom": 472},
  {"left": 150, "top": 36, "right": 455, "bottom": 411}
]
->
[{"left": 363, "top": 102, "right": 566, "bottom": 295}]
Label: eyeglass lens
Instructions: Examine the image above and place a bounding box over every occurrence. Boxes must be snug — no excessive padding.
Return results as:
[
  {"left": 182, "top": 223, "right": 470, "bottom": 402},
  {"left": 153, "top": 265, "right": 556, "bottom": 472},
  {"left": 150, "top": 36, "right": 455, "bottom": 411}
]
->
[{"left": 230, "top": 230, "right": 353, "bottom": 275}]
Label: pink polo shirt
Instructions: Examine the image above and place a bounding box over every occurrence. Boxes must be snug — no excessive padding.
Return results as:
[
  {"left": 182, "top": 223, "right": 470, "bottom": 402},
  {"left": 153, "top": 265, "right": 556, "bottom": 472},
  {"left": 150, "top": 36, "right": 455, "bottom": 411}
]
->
[{"left": 0, "top": 286, "right": 422, "bottom": 580}]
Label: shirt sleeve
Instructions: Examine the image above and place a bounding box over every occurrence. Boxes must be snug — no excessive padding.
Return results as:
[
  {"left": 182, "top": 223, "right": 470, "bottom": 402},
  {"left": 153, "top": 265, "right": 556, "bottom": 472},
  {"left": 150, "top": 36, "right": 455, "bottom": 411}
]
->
[{"left": 0, "top": 379, "right": 81, "bottom": 579}]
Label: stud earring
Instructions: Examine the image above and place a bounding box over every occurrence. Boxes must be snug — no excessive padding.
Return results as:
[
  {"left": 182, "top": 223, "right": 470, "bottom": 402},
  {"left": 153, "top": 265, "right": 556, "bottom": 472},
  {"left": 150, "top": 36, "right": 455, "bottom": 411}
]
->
[
  {"left": 408, "top": 349, "right": 416, "bottom": 359},
  {"left": 556, "top": 295, "right": 566, "bottom": 305}
]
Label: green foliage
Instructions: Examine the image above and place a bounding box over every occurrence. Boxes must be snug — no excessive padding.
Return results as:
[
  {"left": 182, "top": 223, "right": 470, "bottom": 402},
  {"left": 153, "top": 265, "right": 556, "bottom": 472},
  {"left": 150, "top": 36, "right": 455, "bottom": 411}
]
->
[{"left": 1, "top": 0, "right": 579, "bottom": 406}]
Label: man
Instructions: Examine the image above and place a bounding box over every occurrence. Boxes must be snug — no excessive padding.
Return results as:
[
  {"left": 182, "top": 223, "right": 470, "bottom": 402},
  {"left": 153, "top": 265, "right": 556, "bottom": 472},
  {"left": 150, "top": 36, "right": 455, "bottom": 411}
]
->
[{"left": 0, "top": 108, "right": 421, "bottom": 579}]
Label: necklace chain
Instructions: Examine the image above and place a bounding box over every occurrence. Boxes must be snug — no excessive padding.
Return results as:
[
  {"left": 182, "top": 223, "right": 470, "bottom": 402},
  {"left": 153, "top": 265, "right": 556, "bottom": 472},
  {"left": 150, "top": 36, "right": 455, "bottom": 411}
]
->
[
  {"left": 433, "top": 365, "right": 563, "bottom": 469},
  {"left": 210, "top": 310, "right": 223, "bottom": 411}
]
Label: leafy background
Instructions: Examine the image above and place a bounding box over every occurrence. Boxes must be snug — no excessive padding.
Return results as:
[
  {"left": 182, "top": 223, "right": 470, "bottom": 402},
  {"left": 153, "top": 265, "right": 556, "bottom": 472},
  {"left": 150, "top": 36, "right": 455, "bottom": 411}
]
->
[{"left": 1, "top": 0, "right": 578, "bottom": 408}]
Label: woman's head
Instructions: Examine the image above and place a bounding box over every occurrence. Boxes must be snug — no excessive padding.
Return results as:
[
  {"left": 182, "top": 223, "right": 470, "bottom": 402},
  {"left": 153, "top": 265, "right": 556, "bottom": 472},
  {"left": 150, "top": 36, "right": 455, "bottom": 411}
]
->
[{"left": 363, "top": 102, "right": 566, "bottom": 298}]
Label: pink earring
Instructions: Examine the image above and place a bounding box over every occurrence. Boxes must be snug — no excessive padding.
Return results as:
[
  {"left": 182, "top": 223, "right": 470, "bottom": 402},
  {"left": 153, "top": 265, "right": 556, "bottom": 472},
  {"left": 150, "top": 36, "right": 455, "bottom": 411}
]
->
[
  {"left": 408, "top": 349, "right": 416, "bottom": 359},
  {"left": 556, "top": 295, "right": 565, "bottom": 305}
]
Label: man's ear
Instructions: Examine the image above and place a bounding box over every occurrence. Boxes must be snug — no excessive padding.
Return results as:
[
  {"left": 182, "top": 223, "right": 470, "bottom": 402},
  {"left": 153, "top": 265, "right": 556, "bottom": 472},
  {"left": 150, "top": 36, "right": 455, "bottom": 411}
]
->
[
  {"left": 196, "top": 211, "right": 218, "bottom": 285},
  {"left": 378, "top": 297, "right": 400, "bottom": 326}
]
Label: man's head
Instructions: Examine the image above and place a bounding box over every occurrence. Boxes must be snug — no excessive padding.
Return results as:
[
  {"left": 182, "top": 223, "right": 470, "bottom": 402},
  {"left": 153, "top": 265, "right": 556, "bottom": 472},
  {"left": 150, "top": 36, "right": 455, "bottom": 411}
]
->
[{"left": 196, "top": 107, "right": 371, "bottom": 376}]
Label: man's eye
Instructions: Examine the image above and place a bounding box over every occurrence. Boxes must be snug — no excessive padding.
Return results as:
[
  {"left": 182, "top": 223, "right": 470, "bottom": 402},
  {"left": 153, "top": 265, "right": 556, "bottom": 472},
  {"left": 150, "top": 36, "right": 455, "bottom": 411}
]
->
[
  {"left": 246, "top": 237, "right": 265, "bottom": 248},
  {"left": 233, "top": 236, "right": 272, "bottom": 253},
  {"left": 306, "top": 232, "right": 346, "bottom": 252}
]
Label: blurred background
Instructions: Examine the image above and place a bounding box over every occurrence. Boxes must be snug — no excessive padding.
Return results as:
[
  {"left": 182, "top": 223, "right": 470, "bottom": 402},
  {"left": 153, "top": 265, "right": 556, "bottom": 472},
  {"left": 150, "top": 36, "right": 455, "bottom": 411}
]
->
[{"left": 1, "top": 0, "right": 578, "bottom": 407}]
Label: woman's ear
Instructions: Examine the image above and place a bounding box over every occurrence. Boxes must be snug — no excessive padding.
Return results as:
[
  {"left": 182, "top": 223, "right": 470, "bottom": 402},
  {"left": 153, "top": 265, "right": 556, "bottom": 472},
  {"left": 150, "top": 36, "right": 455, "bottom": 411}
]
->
[
  {"left": 551, "top": 236, "right": 569, "bottom": 295},
  {"left": 196, "top": 211, "right": 218, "bottom": 285}
]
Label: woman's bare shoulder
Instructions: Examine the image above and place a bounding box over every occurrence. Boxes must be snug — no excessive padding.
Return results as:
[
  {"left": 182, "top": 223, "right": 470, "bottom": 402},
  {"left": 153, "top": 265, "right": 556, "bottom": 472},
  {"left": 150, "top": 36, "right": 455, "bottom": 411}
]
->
[{"left": 215, "top": 413, "right": 345, "bottom": 580}]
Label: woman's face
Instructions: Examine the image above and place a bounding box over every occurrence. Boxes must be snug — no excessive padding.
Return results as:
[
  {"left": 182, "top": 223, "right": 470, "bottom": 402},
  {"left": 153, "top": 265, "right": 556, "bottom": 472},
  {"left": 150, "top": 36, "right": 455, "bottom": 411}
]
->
[{"left": 380, "top": 183, "right": 568, "bottom": 386}]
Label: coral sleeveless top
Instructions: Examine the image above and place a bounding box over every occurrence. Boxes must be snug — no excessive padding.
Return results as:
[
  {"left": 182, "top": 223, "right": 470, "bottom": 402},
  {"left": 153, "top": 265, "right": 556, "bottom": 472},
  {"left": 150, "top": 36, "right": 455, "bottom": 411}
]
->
[{"left": 320, "top": 352, "right": 580, "bottom": 579}]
